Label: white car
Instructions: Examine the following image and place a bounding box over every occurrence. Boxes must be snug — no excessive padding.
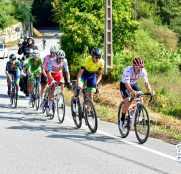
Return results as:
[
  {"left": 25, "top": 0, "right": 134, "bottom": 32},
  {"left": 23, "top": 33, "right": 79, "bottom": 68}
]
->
[{"left": 0, "top": 43, "right": 8, "bottom": 59}]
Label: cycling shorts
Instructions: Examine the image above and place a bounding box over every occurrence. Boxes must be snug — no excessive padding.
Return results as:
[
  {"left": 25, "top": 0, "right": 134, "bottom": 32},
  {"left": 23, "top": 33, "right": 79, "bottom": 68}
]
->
[
  {"left": 79, "top": 70, "right": 97, "bottom": 93},
  {"left": 8, "top": 71, "right": 20, "bottom": 83},
  {"left": 120, "top": 82, "right": 141, "bottom": 99},
  {"left": 48, "top": 72, "right": 64, "bottom": 86}
]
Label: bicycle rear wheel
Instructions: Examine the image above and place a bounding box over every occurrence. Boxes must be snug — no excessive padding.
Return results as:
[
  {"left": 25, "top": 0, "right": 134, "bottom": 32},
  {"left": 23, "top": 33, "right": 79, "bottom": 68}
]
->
[
  {"left": 71, "top": 97, "right": 82, "bottom": 128},
  {"left": 35, "top": 85, "right": 40, "bottom": 110},
  {"left": 56, "top": 93, "right": 65, "bottom": 123},
  {"left": 85, "top": 99, "right": 97, "bottom": 133},
  {"left": 118, "top": 101, "right": 130, "bottom": 138},
  {"left": 134, "top": 104, "right": 150, "bottom": 144}
]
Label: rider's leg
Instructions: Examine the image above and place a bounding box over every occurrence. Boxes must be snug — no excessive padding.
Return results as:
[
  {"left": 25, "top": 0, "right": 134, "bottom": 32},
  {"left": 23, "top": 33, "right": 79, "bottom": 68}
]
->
[{"left": 40, "top": 73, "right": 47, "bottom": 102}]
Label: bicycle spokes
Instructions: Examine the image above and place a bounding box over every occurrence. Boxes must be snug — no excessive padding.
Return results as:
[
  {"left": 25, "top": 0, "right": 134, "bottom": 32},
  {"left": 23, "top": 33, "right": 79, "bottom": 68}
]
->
[{"left": 134, "top": 106, "right": 150, "bottom": 144}]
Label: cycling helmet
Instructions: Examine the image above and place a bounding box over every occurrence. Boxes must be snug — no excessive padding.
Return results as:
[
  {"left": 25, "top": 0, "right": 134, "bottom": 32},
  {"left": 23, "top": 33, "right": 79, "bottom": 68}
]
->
[
  {"left": 132, "top": 57, "right": 144, "bottom": 67},
  {"left": 91, "top": 47, "right": 102, "bottom": 58},
  {"left": 56, "top": 50, "right": 65, "bottom": 58},
  {"left": 33, "top": 49, "right": 40, "bottom": 57},
  {"left": 50, "top": 46, "right": 57, "bottom": 53},
  {"left": 9, "top": 54, "right": 16, "bottom": 61}
]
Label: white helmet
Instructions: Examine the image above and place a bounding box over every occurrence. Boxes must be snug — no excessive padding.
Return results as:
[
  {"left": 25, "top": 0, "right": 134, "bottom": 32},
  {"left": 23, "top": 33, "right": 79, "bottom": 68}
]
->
[
  {"left": 56, "top": 50, "right": 65, "bottom": 58},
  {"left": 33, "top": 49, "right": 40, "bottom": 57},
  {"left": 50, "top": 46, "right": 57, "bottom": 53}
]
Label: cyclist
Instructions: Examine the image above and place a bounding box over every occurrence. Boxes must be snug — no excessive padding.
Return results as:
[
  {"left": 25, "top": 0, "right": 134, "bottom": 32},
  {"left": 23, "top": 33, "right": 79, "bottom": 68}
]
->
[
  {"left": 5, "top": 54, "right": 22, "bottom": 97},
  {"left": 19, "top": 48, "right": 34, "bottom": 96},
  {"left": 47, "top": 50, "right": 71, "bottom": 116},
  {"left": 73, "top": 47, "right": 104, "bottom": 102},
  {"left": 18, "top": 37, "right": 38, "bottom": 56},
  {"left": 27, "top": 50, "right": 42, "bottom": 105},
  {"left": 40, "top": 46, "right": 57, "bottom": 107},
  {"left": 119, "top": 57, "right": 154, "bottom": 130}
]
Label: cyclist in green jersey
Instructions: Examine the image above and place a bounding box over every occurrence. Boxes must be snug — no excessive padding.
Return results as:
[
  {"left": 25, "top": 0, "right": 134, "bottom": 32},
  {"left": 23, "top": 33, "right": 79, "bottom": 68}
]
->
[{"left": 27, "top": 50, "right": 42, "bottom": 105}]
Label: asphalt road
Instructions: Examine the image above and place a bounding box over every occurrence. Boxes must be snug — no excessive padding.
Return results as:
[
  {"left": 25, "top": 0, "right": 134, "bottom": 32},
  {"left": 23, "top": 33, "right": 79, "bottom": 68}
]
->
[{"left": 0, "top": 39, "right": 180, "bottom": 174}]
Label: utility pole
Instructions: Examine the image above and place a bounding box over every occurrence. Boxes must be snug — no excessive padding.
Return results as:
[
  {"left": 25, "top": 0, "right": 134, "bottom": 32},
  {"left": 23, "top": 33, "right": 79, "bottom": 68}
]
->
[{"left": 104, "top": 0, "right": 113, "bottom": 74}]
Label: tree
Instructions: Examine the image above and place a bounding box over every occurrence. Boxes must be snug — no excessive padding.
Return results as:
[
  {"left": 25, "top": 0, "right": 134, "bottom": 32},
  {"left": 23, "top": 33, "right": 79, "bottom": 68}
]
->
[
  {"left": 52, "top": 0, "right": 138, "bottom": 62},
  {"left": 0, "top": 1, "right": 15, "bottom": 29}
]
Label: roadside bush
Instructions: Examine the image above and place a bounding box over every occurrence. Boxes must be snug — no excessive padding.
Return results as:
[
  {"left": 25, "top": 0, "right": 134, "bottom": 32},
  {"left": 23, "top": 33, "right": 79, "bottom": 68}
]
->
[{"left": 140, "top": 19, "right": 178, "bottom": 51}]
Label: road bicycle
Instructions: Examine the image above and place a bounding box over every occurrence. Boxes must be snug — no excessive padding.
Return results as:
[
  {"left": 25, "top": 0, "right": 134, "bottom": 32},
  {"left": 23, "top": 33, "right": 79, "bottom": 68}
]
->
[
  {"left": 31, "top": 76, "right": 40, "bottom": 110},
  {"left": 118, "top": 91, "right": 153, "bottom": 144},
  {"left": 42, "top": 82, "right": 68, "bottom": 123},
  {"left": 70, "top": 80, "right": 98, "bottom": 133},
  {"left": 9, "top": 75, "right": 18, "bottom": 108}
]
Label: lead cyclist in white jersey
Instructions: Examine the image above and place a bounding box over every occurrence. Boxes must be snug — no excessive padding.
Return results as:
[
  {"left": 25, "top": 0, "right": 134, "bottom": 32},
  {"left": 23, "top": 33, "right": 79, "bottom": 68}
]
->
[{"left": 119, "top": 57, "right": 154, "bottom": 129}]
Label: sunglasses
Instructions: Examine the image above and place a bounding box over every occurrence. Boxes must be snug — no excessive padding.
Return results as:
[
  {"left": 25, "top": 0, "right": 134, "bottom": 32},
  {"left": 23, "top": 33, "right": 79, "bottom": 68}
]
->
[
  {"left": 134, "top": 66, "right": 143, "bottom": 70},
  {"left": 94, "top": 56, "right": 101, "bottom": 60},
  {"left": 58, "top": 57, "right": 64, "bottom": 59}
]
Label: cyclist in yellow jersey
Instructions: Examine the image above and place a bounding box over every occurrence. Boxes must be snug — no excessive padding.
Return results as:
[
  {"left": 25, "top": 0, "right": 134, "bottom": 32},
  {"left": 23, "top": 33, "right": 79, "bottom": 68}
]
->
[{"left": 74, "top": 47, "right": 104, "bottom": 101}]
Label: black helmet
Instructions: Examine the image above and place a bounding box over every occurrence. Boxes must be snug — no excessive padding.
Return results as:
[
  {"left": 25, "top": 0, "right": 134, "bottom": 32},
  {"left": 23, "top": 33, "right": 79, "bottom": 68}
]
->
[
  {"left": 9, "top": 54, "right": 16, "bottom": 61},
  {"left": 91, "top": 47, "right": 102, "bottom": 58}
]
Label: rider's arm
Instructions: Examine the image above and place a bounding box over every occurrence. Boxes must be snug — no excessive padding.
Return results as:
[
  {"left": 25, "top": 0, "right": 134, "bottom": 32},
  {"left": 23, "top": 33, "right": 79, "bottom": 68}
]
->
[
  {"left": 77, "top": 68, "right": 84, "bottom": 87},
  {"left": 144, "top": 82, "right": 152, "bottom": 93},
  {"left": 47, "top": 63, "right": 54, "bottom": 81},
  {"left": 141, "top": 68, "right": 153, "bottom": 94},
  {"left": 96, "top": 68, "right": 103, "bottom": 85},
  {"left": 42, "top": 57, "right": 48, "bottom": 78},
  {"left": 5, "top": 63, "right": 11, "bottom": 80},
  {"left": 63, "top": 59, "right": 70, "bottom": 82}
]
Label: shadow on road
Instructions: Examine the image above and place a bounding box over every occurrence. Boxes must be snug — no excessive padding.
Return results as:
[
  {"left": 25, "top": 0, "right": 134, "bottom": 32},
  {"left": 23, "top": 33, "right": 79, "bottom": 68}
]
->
[{"left": 0, "top": 75, "right": 7, "bottom": 80}]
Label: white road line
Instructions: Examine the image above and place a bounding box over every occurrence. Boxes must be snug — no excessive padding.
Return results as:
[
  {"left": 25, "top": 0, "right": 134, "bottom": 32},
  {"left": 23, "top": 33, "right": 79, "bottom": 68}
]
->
[{"left": 65, "top": 117, "right": 176, "bottom": 161}]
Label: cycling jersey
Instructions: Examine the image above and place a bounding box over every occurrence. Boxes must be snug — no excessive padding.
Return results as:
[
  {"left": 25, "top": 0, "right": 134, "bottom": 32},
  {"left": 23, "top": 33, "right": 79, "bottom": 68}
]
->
[
  {"left": 48, "top": 58, "right": 69, "bottom": 73},
  {"left": 42, "top": 54, "right": 55, "bottom": 71},
  {"left": 6, "top": 60, "right": 22, "bottom": 73},
  {"left": 82, "top": 56, "right": 104, "bottom": 73},
  {"left": 6, "top": 61, "right": 22, "bottom": 83},
  {"left": 121, "top": 66, "right": 148, "bottom": 85},
  {"left": 28, "top": 57, "right": 42, "bottom": 75}
]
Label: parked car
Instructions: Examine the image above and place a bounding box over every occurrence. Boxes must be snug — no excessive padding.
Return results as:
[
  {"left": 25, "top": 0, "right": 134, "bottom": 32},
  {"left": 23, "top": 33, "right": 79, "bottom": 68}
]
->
[{"left": 0, "top": 43, "right": 8, "bottom": 59}]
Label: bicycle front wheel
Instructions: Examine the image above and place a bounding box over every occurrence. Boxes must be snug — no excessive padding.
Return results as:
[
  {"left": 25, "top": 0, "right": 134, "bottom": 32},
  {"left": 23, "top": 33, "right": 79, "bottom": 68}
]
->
[
  {"left": 14, "top": 94, "right": 18, "bottom": 108},
  {"left": 85, "top": 99, "right": 97, "bottom": 133},
  {"left": 35, "top": 85, "right": 40, "bottom": 110},
  {"left": 134, "top": 104, "right": 150, "bottom": 144},
  {"left": 118, "top": 101, "right": 130, "bottom": 138},
  {"left": 56, "top": 93, "right": 65, "bottom": 123},
  {"left": 71, "top": 97, "right": 82, "bottom": 128}
]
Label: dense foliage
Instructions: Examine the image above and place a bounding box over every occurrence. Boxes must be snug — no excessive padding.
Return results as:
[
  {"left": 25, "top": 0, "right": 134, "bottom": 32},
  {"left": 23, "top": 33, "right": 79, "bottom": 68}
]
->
[
  {"left": 0, "top": 0, "right": 33, "bottom": 29},
  {"left": 52, "top": 0, "right": 138, "bottom": 62}
]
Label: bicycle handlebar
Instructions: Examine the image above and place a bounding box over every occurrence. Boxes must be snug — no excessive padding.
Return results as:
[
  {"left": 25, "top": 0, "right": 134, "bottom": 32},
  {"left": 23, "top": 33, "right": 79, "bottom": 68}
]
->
[{"left": 129, "top": 91, "right": 153, "bottom": 103}]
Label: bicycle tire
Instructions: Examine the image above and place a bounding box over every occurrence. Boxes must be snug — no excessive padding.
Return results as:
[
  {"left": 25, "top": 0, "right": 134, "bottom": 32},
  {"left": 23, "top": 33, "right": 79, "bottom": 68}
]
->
[
  {"left": 32, "top": 93, "right": 35, "bottom": 108},
  {"left": 85, "top": 99, "right": 97, "bottom": 133},
  {"left": 56, "top": 93, "right": 65, "bottom": 123},
  {"left": 118, "top": 101, "right": 130, "bottom": 138},
  {"left": 71, "top": 97, "right": 82, "bottom": 128},
  {"left": 134, "top": 104, "right": 150, "bottom": 144},
  {"left": 14, "top": 94, "right": 17, "bottom": 108},
  {"left": 10, "top": 92, "right": 13, "bottom": 106},
  {"left": 35, "top": 85, "right": 40, "bottom": 110}
]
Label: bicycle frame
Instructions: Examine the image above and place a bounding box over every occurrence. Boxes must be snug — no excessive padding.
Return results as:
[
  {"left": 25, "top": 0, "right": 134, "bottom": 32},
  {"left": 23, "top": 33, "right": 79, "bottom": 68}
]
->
[{"left": 128, "top": 98, "right": 141, "bottom": 130}]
